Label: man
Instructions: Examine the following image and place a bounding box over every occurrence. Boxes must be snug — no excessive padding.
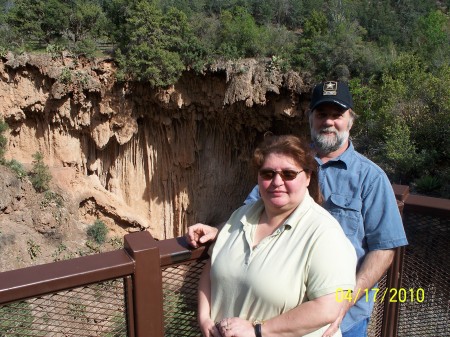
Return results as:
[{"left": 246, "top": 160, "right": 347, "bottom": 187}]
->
[{"left": 187, "top": 81, "right": 408, "bottom": 337}]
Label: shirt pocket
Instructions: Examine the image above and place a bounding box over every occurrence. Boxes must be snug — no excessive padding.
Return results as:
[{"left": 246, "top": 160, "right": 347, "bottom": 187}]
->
[{"left": 327, "top": 193, "right": 362, "bottom": 237}]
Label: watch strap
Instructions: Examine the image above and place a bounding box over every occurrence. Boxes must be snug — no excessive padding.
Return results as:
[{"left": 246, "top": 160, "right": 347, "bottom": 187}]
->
[{"left": 254, "top": 323, "right": 262, "bottom": 337}]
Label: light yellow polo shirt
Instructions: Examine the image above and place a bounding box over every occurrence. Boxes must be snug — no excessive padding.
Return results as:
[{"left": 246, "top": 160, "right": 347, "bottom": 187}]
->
[{"left": 210, "top": 192, "right": 356, "bottom": 337}]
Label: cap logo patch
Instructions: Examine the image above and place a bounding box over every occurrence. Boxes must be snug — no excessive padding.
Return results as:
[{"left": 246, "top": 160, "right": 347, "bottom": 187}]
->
[{"left": 323, "top": 81, "right": 338, "bottom": 96}]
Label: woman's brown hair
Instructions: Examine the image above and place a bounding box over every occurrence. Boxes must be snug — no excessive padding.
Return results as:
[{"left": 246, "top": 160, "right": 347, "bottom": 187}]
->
[{"left": 252, "top": 134, "right": 323, "bottom": 204}]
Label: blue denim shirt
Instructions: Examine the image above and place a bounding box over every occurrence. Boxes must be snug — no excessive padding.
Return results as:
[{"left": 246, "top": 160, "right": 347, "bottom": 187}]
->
[{"left": 244, "top": 141, "right": 408, "bottom": 331}]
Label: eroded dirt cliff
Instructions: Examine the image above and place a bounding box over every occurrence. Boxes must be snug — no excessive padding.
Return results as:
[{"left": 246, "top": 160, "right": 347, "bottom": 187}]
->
[{"left": 0, "top": 52, "right": 312, "bottom": 266}]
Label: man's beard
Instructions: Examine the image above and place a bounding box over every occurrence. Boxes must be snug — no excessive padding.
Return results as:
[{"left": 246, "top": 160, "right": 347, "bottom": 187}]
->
[{"left": 311, "top": 127, "right": 349, "bottom": 154}]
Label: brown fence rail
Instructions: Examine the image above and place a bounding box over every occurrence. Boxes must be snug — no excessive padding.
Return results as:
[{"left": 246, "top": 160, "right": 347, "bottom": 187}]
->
[
  {"left": 0, "top": 250, "right": 134, "bottom": 336},
  {"left": 0, "top": 185, "right": 448, "bottom": 337},
  {"left": 0, "top": 279, "right": 127, "bottom": 337}
]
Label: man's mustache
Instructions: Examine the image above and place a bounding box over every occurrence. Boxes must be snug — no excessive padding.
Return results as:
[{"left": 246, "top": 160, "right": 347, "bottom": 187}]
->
[{"left": 319, "top": 127, "right": 338, "bottom": 134}]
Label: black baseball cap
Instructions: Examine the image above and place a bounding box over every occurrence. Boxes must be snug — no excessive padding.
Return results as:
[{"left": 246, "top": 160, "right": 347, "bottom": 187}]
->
[{"left": 310, "top": 81, "right": 354, "bottom": 111}]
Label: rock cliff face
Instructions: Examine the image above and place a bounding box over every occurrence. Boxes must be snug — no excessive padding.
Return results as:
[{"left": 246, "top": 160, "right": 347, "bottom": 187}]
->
[{"left": 0, "top": 53, "right": 311, "bottom": 241}]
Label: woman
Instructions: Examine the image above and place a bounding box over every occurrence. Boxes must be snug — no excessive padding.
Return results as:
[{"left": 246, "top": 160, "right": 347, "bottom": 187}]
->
[{"left": 198, "top": 135, "right": 356, "bottom": 337}]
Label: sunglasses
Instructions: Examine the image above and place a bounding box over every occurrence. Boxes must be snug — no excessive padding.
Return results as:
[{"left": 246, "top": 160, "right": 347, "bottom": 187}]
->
[{"left": 259, "top": 169, "right": 304, "bottom": 181}]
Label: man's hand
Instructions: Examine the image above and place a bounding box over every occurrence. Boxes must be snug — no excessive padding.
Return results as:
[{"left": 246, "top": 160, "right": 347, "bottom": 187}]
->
[{"left": 186, "top": 223, "right": 219, "bottom": 248}]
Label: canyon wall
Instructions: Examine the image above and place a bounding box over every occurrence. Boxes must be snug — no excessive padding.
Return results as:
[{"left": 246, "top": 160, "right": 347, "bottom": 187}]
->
[{"left": 0, "top": 53, "right": 311, "bottom": 239}]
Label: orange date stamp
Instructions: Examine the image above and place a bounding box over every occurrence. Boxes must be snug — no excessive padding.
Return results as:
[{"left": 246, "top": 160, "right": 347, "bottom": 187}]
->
[{"left": 335, "top": 287, "right": 425, "bottom": 303}]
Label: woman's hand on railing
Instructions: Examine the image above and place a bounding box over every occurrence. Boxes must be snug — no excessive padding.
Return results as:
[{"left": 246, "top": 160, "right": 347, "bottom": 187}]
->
[{"left": 186, "top": 223, "right": 219, "bottom": 248}]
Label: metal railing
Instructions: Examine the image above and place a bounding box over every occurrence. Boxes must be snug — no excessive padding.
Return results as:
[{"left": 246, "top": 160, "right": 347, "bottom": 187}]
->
[
  {"left": 393, "top": 187, "right": 449, "bottom": 337},
  {"left": 0, "top": 185, "right": 448, "bottom": 337}
]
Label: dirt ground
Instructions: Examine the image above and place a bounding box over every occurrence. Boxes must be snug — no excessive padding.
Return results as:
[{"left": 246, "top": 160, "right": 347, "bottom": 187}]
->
[{"left": 0, "top": 164, "right": 123, "bottom": 272}]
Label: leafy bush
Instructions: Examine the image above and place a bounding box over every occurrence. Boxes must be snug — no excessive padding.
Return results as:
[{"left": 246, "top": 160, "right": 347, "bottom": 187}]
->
[
  {"left": 73, "top": 38, "right": 98, "bottom": 58},
  {"left": 381, "top": 120, "right": 420, "bottom": 183},
  {"left": 87, "top": 219, "right": 109, "bottom": 244},
  {"left": 59, "top": 67, "right": 72, "bottom": 84},
  {"left": 414, "top": 175, "right": 442, "bottom": 194},
  {"left": 41, "top": 190, "right": 64, "bottom": 208},
  {"left": 46, "top": 43, "right": 64, "bottom": 58},
  {"left": 30, "top": 152, "right": 52, "bottom": 192},
  {"left": 6, "top": 159, "right": 27, "bottom": 180},
  {"left": 350, "top": 54, "right": 450, "bottom": 196}
]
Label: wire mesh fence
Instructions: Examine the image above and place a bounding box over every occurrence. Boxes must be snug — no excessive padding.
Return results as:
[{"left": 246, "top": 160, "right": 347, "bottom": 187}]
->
[
  {"left": 0, "top": 278, "right": 128, "bottom": 337},
  {"left": 1, "top": 192, "right": 448, "bottom": 337},
  {"left": 397, "top": 212, "right": 449, "bottom": 337},
  {"left": 162, "top": 260, "right": 206, "bottom": 337},
  {"left": 367, "top": 274, "right": 388, "bottom": 337}
]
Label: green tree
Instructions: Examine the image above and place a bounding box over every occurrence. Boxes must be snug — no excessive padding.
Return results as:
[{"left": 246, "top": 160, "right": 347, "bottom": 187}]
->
[
  {"left": 5, "top": 0, "right": 107, "bottom": 54},
  {"left": 352, "top": 53, "right": 450, "bottom": 189},
  {"left": 30, "top": 152, "right": 52, "bottom": 192},
  {"left": 204, "top": 0, "right": 250, "bottom": 15},
  {"left": 258, "top": 25, "right": 296, "bottom": 64},
  {"left": 291, "top": 10, "right": 327, "bottom": 74},
  {"left": 292, "top": 10, "right": 381, "bottom": 81},
  {"left": 354, "top": 0, "right": 401, "bottom": 45},
  {"left": 116, "top": 0, "right": 196, "bottom": 86},
  {"left": 393, "top": 0, "right": 435, "bottom": 48},
  {"left": 218, "top": 6, "right": 262, "bottom": 59},
  {"left": 67, "top": 0, "right": 107, "bottom": 55},
  {"left": 102, "top": 0, "right": 129, "bottom": 49},
  {"left": 249, "top": 0, "right": 275, "bottom": 25},
  {"left": 348, "top": 77, "right": 379, "bottom": 146},
  {"left": 414, "top": 10, "right": 450, "bottom": 68},
  {"left": 69, "top": 0, "right": 107, "bottom": 43},
  {"left": 160, "top": 0, "right": 207, "bottom": 18},
  {"left": 0, "top": 0, "right": 10, "bottom": 9},
  {"left": 6, "top": 0, "right": 45, "bottom": 48},
  {"left": 40, "top": 0, "right": 70, "bottom": 43},
  {"left": 382, "top": 119, "right": 420, "bottom": 183}
]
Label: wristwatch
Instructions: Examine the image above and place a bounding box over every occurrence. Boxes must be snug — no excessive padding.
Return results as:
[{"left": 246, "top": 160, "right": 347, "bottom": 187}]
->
[{"left": 253, "top": 320, "right": 264, "bottom": 337}]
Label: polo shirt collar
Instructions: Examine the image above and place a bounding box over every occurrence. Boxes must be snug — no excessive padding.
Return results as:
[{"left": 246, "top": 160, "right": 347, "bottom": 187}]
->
[
  {"left": 283, "top": 190, "right": 313, "bottom": 229},
  {"left": 239, "top": 190, "right": 314, "bottom": 231},
  {"left": 240, "top": 199, "right": 265, "bottom": 228}
]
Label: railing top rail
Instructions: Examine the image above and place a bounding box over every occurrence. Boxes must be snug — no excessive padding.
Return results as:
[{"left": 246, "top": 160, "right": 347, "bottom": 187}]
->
[
  {"left": 0, "top": 249, "right": 134, "bottom": 305},
  {"left": 392, "top": 184, "right": 450, "bottom": 217},
  {"left": 157, "top": 236, "right": 210, "bottom": 268},
  {"left": 403, "top": 193, "right": 450, "bottom": 216}
]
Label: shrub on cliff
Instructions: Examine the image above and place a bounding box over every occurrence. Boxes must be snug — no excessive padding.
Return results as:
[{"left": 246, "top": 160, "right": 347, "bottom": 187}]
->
[
  {"left": 87, "top": 219, "right": 109, "bottom": 244},
  {"left": 6, "top": 159, "right": 28, "bottom": 180},
  {"left": 0, "top": 119, "right": 7, "bottom": 164},
  {"left": 30, "top": 152, "right": 52, "bottom": 193}
]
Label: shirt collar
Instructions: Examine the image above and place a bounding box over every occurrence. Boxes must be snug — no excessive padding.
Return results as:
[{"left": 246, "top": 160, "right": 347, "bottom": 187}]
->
[
  {"left": 283, "top": 190, "right": 313, "bottom": 228},
  {"left": 240, "top": 199, "right": 265, "bottom": 228},
  {"left": 314, "top": 140, "right": 354, "bottom": 169},
  {"left": 239, "top": 190, "right": 314, "bottom": 231}
]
